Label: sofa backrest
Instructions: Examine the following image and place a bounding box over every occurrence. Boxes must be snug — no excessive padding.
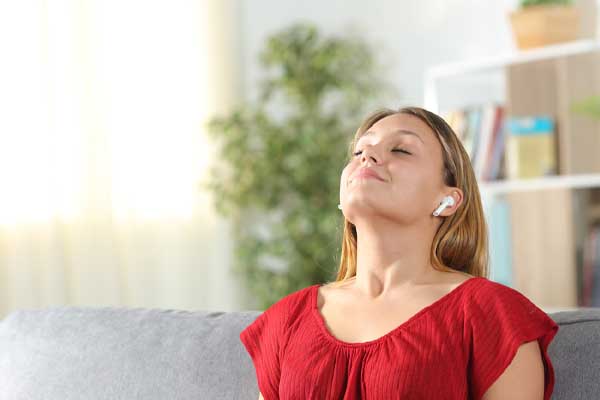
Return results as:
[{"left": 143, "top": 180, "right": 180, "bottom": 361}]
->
[
  {"left": 0, "top": 306, "right": 598, "bottom": 399},
  {"left": 0, "top": 306, "right": 261, "bottom": 400},
  {"left": 549, "top": 308, "right": 600, "bottom": 399}
]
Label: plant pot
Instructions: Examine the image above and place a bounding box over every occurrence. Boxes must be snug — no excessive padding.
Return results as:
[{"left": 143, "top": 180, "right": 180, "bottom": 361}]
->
[{"left": 509, "top": 4, "right": 580, "bottom": 50}]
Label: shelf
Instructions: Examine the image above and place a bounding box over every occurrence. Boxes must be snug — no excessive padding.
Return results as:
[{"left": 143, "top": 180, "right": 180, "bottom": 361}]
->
[
  {"left": 478, "top": 173, "right": 600, "bottom": 197},
  {"left": 426, "top": 38, "right": 600, "bottom": 80},
  {"left": 424, "top": 38, "right": 600, "bottom": 112}
]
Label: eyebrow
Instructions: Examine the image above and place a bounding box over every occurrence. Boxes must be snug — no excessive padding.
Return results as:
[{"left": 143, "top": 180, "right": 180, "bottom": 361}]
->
[{"left": 357, "top": 129, "right": 425, "bottom": 145}]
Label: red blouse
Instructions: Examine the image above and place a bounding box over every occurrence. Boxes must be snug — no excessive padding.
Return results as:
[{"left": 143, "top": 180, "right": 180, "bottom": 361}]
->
[{"left": 239, "top": 276, "right": 559, "bottom": 400}]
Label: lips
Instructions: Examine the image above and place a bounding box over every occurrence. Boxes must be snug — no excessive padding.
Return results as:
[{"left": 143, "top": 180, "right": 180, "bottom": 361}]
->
[{"left": 351, "top": 167, "right": 385, "bottom": 182}]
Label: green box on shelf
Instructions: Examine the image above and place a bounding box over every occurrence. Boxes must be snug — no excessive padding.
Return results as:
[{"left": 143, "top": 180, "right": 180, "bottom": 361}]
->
[{"left": 505, "top": 116, "right": 557, "bottom": 179}]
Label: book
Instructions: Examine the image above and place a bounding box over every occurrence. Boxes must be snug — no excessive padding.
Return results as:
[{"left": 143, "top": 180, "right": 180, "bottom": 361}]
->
[
  {"left": 444, "top": 104, "right": 505, "bottom": 181},
  {"left": 465, "top": 107, "right": 481, "bottom": 162},
  {"left": 487, "top": 197, "right": 513, "bottom": 287},
  {"left": 504, "top": 116, "right": 557, "bottom": 179},
  {"left": 473, "top": 104, "right": 497, "bottom": 180},
  {"left": 483, "top": 107, "right": 505, "bottom": 181}
]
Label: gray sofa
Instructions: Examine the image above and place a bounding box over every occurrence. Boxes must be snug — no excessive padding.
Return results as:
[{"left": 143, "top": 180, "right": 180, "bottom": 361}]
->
[{"left": 0, "top": 305, "right": 597, "bottom": 399}]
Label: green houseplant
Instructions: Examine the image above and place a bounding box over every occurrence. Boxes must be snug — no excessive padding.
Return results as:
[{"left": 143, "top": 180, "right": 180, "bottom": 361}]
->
[
  {"left": 510, "top": 0, "right": 579, "bottom": 50},
  {"left": 200, "top": 23, "right": 395, "bottom": 309},
  {"left": 520, "top": 0, "right": 572, "bottom": 6}
]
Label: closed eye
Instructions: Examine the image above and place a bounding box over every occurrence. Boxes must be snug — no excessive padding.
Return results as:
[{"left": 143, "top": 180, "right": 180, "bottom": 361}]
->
[{"left": 353, "top": 148, "right": 412, "bottom": 157}]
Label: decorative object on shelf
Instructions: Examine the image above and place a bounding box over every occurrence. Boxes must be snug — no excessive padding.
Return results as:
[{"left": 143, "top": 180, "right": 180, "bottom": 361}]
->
[
  {"left": 509, "top": 0, "right": 580, "bottom": 50},
  {"left": 505, "top": 115, "right": 557, "bottom": 179},
  {"left": 571, "top": 95, "right": 600, "bottom": 120},
  {"left": 200, "top": 23, "right": 394, "bottom": 309}
]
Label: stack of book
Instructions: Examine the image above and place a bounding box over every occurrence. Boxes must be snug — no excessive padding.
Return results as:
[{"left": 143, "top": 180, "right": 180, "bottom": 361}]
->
[
  {"left": 443, "top": 105, "right": 558, "bottom": 181},
  {"left": 443, "top": 103, "right": 505, "bottom": 182}
]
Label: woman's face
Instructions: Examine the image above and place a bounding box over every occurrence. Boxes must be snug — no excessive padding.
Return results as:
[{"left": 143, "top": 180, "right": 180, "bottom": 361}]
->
[{"left": 339, "top": 113, "right": 448, "bottom": 225}]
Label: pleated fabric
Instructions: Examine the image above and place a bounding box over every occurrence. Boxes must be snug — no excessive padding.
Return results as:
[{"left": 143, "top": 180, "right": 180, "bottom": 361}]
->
[{"left": 239, "top": 276, "right": 559, "bottom": 400}]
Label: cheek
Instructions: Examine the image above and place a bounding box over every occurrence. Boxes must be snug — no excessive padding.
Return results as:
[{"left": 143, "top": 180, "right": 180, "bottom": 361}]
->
[
  {"left": 391, "top": 168, "right": 436, "bottom": 205},
  {"left": 389, "top": 165, "right": 427, "bottom": 196},
  {"left": 340, "top": 171, "right": 348, "bottom": 191},
  {"left": 341, "top": 165, "right": 352, "bottom": 185},
  {"left": 389, "top": 163, "right": 414, "bottom": 182}
]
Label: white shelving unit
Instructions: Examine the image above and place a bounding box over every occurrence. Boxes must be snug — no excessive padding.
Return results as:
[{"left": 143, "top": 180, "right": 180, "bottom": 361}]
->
[
  {"left": 423, "top": 38, "right": 600, "bottom": 200},
  {"left": 424, "top": 38, "right": 600, "bottom": 114},
  {"left": 478, "top": 173, "right": 600, "bottom": 197},
  {"left": 424, "top": 40, "right": 600, "bottom": 309}
]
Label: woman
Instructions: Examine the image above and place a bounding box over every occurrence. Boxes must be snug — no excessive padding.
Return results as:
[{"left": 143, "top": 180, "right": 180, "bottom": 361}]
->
[{"left": 240, "top": 106, "right": 559, "bottom": 400}]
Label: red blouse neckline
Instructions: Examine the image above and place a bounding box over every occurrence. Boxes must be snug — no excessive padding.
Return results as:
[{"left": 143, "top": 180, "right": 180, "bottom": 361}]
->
[{"left": 310, "top": 276, "right": 484, "bottom": 348}]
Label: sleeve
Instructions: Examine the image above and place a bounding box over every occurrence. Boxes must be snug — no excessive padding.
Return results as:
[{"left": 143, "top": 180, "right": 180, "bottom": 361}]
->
[
  {"left": 466, "top": 281, "right": 559, "bottom": 400},
  {"left": 239, "top": 299, "right": 288, "bottom": 400}
]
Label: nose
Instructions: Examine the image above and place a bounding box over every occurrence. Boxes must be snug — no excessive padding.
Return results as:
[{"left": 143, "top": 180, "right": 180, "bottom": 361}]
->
[{"left": 360, "top": 145, "right": 380, "bottom": 164}]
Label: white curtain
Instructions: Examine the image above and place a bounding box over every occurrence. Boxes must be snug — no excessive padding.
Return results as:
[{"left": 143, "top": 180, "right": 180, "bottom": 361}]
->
[{"left": 0, "top": 0, "right": 243, "bottom": 319}]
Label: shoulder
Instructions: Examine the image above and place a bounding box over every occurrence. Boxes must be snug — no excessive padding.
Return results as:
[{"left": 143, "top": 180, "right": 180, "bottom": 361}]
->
[
  {"left": 278, "top": 284, "right": 315, "bottom": 307},
  {"left": 464, "top": 279, "right": 559, "bottom": 400},
  {"left": 467, "top": 278, "right": 540, "bottom": 313},
  {"left": 258, "top": 284, "right": 315, "bottom": 323},
  {"left": 463, "top": 278, "right": 558, "bottom": 338},
  {"left": 241, "top": 284, "right": 315, "bottom": 342}
]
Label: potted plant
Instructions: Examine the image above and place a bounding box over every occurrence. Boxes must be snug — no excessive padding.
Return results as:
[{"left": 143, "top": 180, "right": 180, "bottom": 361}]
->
[
  {"left": 509, "top": 0, "right": 580, "bottom": 50},
  {"left": 200, "top": 23, "right": 395, "bottom": 308}
]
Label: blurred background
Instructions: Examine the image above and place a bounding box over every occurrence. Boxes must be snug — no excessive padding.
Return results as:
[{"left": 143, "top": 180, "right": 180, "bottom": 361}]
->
[{"left": 0, "top": 0, "right": 599, "bottom": 319}]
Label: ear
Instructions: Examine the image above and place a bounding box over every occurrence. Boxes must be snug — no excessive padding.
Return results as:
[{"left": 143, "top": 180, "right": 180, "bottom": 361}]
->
[{"left": 439, "top": 189, "right": 463, "bottom": 217}]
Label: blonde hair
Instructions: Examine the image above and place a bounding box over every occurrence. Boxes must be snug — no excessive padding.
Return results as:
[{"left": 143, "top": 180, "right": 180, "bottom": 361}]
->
[{"left": 328, "top": 106, "right": 489, "bottom": 287}]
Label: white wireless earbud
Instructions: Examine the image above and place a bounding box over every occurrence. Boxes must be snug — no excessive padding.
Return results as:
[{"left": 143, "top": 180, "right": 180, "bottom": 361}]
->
[
  {"left": 338, "top": 204, "right": 342, "bottom": 210},
  {"left": 432, "top": 196, "right": 455, "bottom": 217}
]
